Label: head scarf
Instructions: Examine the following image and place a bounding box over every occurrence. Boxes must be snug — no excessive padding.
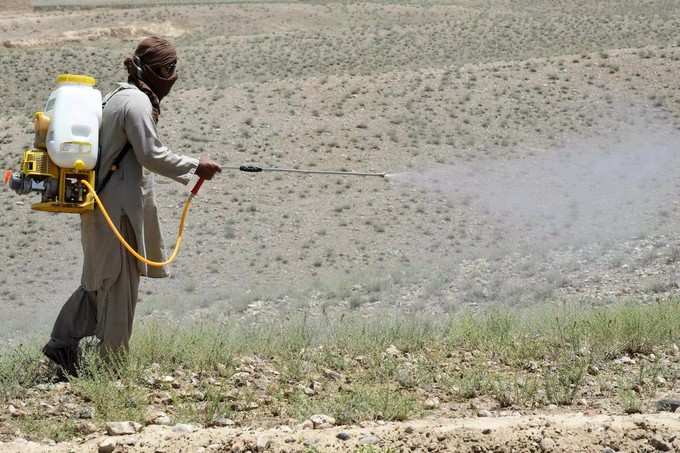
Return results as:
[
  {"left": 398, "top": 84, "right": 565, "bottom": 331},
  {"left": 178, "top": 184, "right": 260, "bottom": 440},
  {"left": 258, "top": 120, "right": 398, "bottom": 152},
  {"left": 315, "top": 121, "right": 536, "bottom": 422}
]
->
[{"left": 124, "top": 36, "right": 178, "bottom": 123}]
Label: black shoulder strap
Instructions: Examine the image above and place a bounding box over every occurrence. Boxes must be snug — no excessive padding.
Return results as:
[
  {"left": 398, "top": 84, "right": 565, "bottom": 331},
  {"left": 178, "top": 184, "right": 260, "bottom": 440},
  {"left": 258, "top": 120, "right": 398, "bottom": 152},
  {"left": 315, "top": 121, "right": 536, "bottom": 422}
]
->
[
  {"left": 95, "top": 85, "right": 133, "bottom": 194},
  {"left": 96, "top": 143, "right": 131, "bottom": 193}
]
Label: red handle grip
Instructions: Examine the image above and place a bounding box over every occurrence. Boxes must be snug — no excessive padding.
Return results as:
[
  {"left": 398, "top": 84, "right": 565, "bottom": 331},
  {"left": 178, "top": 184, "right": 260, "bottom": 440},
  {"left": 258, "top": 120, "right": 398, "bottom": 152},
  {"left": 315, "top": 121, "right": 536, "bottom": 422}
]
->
[{"left": 191, "top": 177, "right": 205, "bottom": 196}]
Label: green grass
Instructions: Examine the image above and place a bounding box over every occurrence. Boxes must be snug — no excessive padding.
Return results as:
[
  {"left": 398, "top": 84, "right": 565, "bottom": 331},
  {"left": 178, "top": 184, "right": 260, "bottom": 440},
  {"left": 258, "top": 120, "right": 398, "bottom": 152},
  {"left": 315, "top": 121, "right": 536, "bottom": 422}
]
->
[
  {"left": 0, "top": 345, "right": 45, "bottom": 402},
  {"left": 1, "top": 298, "right": 679, "bottom": 441},
  {"left": 291, "top": 384, "right": 418, "bottom": 424},
  {"left": 15, "top": 417, "right": 79, "bottom": 443},
  {"left": 70, "top": 350, "right": 149, "bottom": 424}
]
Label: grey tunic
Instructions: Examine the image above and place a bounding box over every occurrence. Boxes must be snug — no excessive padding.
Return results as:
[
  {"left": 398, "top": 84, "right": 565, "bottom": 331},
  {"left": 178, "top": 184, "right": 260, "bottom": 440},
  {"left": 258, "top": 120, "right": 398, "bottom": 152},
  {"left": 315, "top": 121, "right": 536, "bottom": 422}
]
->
[{"left": 80, "top": 82, "right": 198, "bottom": 290}]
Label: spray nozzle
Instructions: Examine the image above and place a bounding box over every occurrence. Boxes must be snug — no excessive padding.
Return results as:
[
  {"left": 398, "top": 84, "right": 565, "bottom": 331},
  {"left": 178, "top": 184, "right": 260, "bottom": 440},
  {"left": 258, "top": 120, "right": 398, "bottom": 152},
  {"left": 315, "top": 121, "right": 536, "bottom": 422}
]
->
[{"left": 239, "top": 165, "right": 263, "bottom": 173}]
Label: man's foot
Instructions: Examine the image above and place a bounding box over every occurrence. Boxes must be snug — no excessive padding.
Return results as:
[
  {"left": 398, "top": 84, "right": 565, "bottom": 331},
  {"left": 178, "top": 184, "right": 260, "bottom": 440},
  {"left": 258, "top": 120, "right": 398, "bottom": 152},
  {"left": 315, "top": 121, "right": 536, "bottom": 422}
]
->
[{"left": 42, "top": 338, "right": 80, "bottom": 378}]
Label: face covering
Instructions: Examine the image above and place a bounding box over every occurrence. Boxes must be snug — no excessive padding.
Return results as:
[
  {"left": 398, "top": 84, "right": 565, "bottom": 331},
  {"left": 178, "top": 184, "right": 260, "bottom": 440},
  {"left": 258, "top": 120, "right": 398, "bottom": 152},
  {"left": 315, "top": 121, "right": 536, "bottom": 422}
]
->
[
  {"left": 124, "top": 36, "right": 179, "bottom": 122},
  {"left": 139, "top": 62, "right": 177, "bottom": 101}
]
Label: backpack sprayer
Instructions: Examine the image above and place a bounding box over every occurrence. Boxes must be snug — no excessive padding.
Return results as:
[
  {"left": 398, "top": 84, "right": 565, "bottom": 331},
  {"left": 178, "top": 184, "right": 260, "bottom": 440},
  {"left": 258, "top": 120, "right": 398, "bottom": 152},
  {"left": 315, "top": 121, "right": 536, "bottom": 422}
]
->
[{"left": 3, "top": 74, "right": 388, "bottom": 267}]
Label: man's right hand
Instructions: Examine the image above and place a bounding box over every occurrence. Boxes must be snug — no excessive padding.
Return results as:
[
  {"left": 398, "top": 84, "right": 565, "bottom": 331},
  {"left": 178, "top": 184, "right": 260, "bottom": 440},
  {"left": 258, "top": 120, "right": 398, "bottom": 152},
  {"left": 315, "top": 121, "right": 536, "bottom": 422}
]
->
[{"left": 196, "top": 157, "right": 222, "bottom": 180}]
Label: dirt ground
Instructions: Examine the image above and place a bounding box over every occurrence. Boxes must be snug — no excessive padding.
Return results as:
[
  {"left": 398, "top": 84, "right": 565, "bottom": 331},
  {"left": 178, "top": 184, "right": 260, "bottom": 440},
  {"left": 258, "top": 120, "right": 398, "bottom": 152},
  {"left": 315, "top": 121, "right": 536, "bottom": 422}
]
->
[
  {"left": 0, "top": 0, "right": 31, "bottom": 11},
  {"left": 2, "top": 411, "right": 680, "bottom": 452},
  {"left": 2, "top": 1, "right": 680, "bottom": 347},
  {"left": 2, "top": 1, "right": 680, "bottom": 450}
]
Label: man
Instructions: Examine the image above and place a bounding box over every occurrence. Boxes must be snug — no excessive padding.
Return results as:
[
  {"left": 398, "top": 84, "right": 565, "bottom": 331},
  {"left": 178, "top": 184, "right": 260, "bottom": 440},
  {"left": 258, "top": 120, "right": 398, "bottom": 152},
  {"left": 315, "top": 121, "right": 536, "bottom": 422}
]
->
[{"left": 42, "top": 36, "right": 222, "bottom": 376}]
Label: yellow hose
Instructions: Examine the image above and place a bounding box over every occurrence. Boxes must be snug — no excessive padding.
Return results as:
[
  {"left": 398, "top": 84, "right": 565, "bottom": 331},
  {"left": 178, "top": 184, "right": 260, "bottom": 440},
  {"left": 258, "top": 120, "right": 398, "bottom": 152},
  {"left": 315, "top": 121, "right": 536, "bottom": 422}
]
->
[{"left": 80, "top": 179, "right": 193, "bottom": 268}]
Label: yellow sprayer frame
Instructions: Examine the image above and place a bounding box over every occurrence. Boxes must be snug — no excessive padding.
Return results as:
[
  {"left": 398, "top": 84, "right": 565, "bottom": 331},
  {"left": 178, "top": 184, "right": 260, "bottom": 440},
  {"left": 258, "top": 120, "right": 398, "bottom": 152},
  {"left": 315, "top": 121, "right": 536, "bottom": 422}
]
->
[{"left": 20, "top": 148, "right": 96, "bottom": 214}]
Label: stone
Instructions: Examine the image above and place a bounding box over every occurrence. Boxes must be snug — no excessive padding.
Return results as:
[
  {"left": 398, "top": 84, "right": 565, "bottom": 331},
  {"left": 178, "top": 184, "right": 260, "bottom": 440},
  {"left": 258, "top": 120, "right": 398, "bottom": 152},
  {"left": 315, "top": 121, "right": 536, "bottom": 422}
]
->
[
  {"left": 172, "top": 423, "right": 197, "bottom": 434},
  {"left": 97, "top": 438, "right": 117, "bottom": 453},
  {"left": 78, "top": 407, "right": 96, "bottom": 419},
  {"left": 336, "top": 432, "right": 351, "bottom": 441},
  {"left": 230, "top": 436, "right": 257, "bottom": 451},
  {"left": 105, "top": 421, "right": 142, "bottom": 436},
  {"left": 155, "top": 391, "right": 173, "bottom": 404},
  {"left": 601, "top": 448, "right": 616, "bottom": 453},
  {"left": 231, "top": 371, "right": 252, "bottom": 386},
  {"left": 211, "top": 417, "right": 235, "bottom": 427},
  {"left": 301, "top": 419, "right": 314, "bottom": 430},
  {"left": 76, "top": 421, "right": 98, "bottom": 435},
  {"left": 424, "top": 397, "right": 440, "bottom": 410},
  {"left": 322, "top": 368, "right": 344, "bottom": 380},
  {"left": 256, "top": 436, "right": 271, "bottom": 451},
  {"left": 655, "top": 399, "right": 680, "bottom": 412},
  {"left": 615, "top": 356, "right": 635, "bottom": 365},
  {"left": 649, "top": 437, "right": 671, "bottom": 451},
  {"left": 303, "top": 386, "right": 316, "bottom": 396},
  {"left": 385, "top": 345, "right": 401, "bottom": 356},
  {"left": 145, "top": 411, "right": 172, "bottom": 426},
  {"left": 396, "top": 366, "right": 416, "bottom": 388},
  {"left": 359, "top": 434, "right": 381, "bottom": 445},
  {"left": 310, "top": 414, "right": 336, "bottom": 429},
  {"left": 236, "top": 401, "right": 259, "bottom": 411},
  {"left": 477, "top": 410, "right": 493, "bottom": 417},
  {"left": 525, "top": 360, "right": 539, "bottom": 372},
  {"left": 540, "top": 438, "right": 556, "bottom": 452}
]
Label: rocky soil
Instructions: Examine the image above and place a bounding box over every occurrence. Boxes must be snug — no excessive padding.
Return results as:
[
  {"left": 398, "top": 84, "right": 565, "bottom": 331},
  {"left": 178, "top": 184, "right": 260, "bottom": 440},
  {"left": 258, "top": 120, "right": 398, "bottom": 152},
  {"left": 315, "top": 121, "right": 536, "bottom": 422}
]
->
[
  {"left": 2, "top": 411, "right": 680, "bottom": 452},
  {"left": 2, "top": 1, "right": 680, "bottom": 451},
  {"left": 2, "top": 339, "right": 680, "bottom": 452}
]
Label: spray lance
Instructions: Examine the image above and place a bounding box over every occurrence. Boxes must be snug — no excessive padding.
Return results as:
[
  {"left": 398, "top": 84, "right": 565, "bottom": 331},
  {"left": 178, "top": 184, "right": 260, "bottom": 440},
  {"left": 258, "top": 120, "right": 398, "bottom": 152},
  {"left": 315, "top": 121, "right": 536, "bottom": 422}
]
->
[{"left": 230, "top": 164, "right": 387, "bottom": 178}]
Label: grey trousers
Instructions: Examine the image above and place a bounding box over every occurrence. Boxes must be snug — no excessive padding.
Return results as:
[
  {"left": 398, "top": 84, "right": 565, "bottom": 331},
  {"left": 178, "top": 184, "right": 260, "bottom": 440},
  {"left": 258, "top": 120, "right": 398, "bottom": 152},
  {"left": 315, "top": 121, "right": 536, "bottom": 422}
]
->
[{"left": 50, "top": 217, "right": 140, "bottom": 353}]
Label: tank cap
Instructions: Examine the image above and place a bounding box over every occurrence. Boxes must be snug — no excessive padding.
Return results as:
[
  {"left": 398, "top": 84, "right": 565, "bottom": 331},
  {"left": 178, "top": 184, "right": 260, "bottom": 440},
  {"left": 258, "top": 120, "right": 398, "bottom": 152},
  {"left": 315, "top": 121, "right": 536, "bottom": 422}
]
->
[{"left": 56, "top": 74, "right": 96, "bottom": 87}]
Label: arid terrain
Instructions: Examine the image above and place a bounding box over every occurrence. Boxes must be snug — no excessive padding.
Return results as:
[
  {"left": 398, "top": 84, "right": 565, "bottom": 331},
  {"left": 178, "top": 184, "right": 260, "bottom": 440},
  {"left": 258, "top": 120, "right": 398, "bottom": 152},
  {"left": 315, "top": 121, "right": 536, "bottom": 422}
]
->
[{"left": 1, "top": 0, "right": 680, "bottom": 451}]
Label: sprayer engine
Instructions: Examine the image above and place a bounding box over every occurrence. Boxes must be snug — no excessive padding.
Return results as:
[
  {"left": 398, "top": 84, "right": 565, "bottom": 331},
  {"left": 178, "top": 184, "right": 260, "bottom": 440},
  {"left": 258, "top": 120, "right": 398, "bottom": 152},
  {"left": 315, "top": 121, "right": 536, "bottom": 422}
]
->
[{"left": 4, "top": 148, "right": 94, "bottom": 213}]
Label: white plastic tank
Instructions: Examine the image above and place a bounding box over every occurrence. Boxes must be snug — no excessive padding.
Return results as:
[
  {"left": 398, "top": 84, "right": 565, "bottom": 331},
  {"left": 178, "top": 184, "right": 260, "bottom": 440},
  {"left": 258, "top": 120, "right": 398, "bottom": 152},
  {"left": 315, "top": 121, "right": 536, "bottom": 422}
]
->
[{"left": 45, "top": 74, "right": 102, "bottom": 170}]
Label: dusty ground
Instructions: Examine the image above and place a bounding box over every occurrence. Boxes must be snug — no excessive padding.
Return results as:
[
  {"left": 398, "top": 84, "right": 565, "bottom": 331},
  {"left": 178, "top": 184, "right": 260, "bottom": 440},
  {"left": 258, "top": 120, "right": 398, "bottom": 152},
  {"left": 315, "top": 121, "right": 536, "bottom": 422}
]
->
[
  {"left": 2, "top": 1, "right": 680, "bottom": 451},
  {"left": 3, "top": 412, "right": 680, "bottom": 452},
  {"left": 2, "top": 1, "right": 680, "bottom": 345},
  {"left": 0, "top": 0, "right": 31, "bottom": 11}
]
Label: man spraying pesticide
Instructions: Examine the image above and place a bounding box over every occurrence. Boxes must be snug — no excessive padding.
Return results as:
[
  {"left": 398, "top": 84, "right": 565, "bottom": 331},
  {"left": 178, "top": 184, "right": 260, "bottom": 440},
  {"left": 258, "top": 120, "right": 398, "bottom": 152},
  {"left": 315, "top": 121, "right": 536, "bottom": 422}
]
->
[
  {"left": 5, "top": 36, "right": 221, "bottom": 376},
  {"left": 5, "top": 37, "right": 390, "bottom": 377}
]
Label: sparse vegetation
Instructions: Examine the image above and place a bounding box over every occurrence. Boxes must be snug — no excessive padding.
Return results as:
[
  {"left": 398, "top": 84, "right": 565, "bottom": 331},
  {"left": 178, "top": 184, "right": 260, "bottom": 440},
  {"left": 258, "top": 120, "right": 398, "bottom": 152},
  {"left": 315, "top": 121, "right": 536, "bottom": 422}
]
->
[
  {"left": 1, "top": 299, "right": 679, "bottom": 444},
  {"left": 3, "top": 1, "right": 680, "bottom": 450}
]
